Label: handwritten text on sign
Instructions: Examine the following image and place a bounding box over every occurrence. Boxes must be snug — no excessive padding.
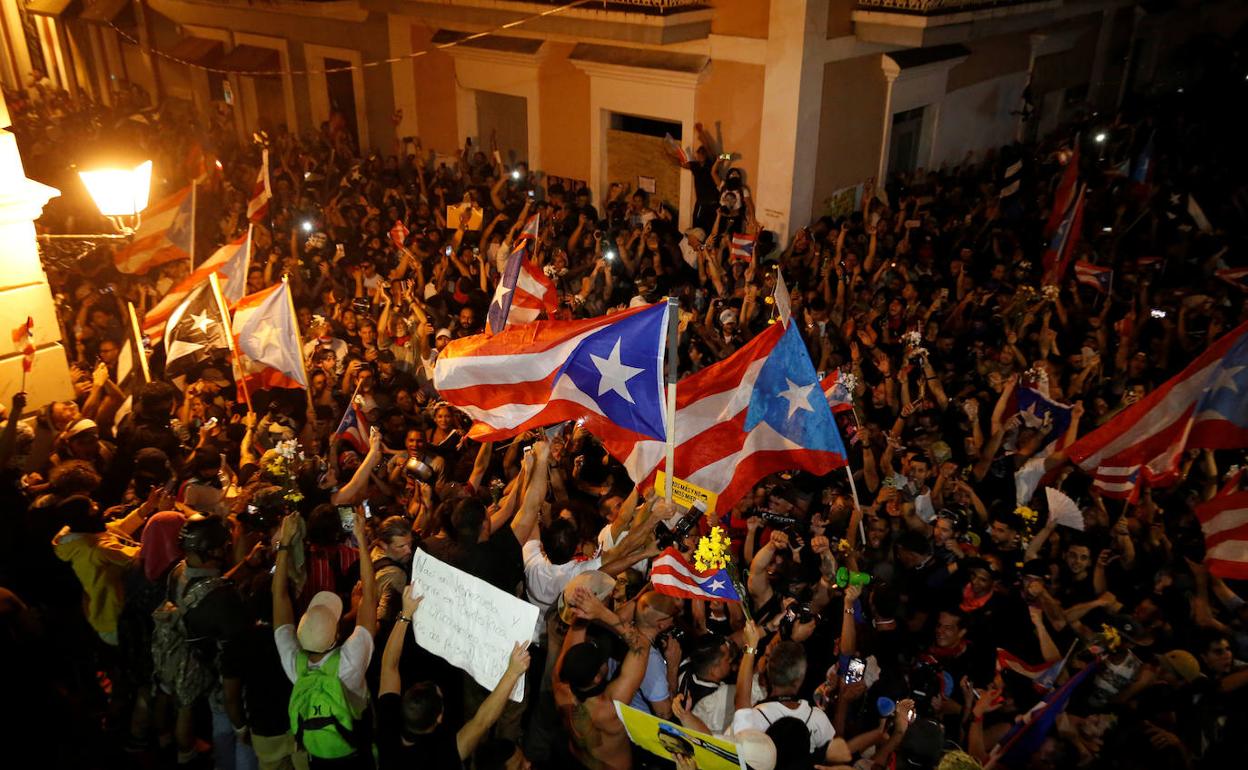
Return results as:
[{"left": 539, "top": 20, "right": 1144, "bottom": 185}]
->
[{"left": 409, "top": 549, "right": 538, "bottom": 702}]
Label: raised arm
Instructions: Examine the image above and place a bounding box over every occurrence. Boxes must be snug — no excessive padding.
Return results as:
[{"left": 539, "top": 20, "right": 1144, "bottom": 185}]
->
[
  {"left": 511, "top": 441, "right": 548, "bottom": 542},
  {"left": 457, "top": 643, "right": 531, "bottom": 760},
  {"left": 332, "top": 426, "right": 383, "bottom": 504},
  {"left": 272, "top": 513, "right": 300, "bottom": 629},
  {"left": 380, "top": 586, "right": 423, "bottom": 696},
  {"left": 354, "top": 505, "right": 378, "bottom": 635}
]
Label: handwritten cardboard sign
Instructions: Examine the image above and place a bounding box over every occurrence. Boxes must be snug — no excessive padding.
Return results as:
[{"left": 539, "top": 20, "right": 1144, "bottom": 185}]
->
[{"left": 409, "top": 549, "right": 538, "bottom": 701}]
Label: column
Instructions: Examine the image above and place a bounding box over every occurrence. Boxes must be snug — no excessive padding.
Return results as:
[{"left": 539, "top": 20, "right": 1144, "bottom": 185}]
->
[
  {"left": 754, "top": 0, "right": 829, "bottom": 239},
  {"left": 876, "top": 58, "right": 900, "bottom": 184},
  {"left": 0, "top": 97, "right": 75, "bottom": 415}
]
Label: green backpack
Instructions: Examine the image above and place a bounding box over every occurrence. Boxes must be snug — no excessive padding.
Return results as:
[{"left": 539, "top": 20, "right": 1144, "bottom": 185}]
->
[{"left": 289, "top": 648, "right": 358, "bottom": 759}]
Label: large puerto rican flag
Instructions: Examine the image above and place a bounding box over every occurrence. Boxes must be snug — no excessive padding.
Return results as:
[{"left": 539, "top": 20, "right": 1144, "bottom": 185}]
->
[
  {"left": 1066, "top": 320, "right": 1248, "bottom": 499},
  {"left": 143, "top": 227, "right": 251, "bottom": 340},
  {"left": 486, "top": 240, "right": 558, "bottom": 335},
  {"left": 114, "top": 186, "right": 194, "bottom": 274},
  {"left": 613, "top": 319, "right": 848, "bottom": 512},
  {"left": 231, "top": 280, "right": 307, "bottom": 392},
  {"left": 1197, "top": 488, "right": 1248, "bottom": 580},
  {"left": 651, "top": 547, "right": 741, "bottom": 602},
  {"left": 434, "top": 302, "right": 670, "bottom": 447}
]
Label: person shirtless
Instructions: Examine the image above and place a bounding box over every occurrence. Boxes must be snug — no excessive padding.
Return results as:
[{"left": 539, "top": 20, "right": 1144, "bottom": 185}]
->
[{"left": 554, "top": 586, "right": 651, "bottom": 770}]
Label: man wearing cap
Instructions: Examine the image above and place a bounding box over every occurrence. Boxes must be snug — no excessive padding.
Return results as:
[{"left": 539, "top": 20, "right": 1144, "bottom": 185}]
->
[
  {"left": 272, "top": 505, "right": 377, "bottom": 767},
  {"left": 303, "top": 316, "right": 349, "bottom": 368},
  {"left": 51, "top": 418, "right": 114, "bottom": 474}
]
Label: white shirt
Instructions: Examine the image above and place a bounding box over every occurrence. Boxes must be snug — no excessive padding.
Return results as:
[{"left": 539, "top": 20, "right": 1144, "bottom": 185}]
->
[
  {"left": 275, "top": 624, "right": 374, "bottom": 713},
  {"left": 596, "top": 523, "right": 649, "bottom": 573},
  {"left": 730, "top": 700, "right": 836, "bottom": 754},
  {"left": 522, "top": 539, "right": 601, "bottom": 641}
]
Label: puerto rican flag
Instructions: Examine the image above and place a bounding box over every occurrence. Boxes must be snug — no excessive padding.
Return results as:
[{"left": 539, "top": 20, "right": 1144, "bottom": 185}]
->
[
  {"left": 247, "top": 149, "right": 272, "bottom": 223},
  {"left": 519, "top": 212, "right": 540, "bottom": 242},
  {"left": 434, "top": 303, "right": 671, "bottom": 447},
  {"left": 114, "top": 186, "right": 195, "bottom": 274},
  {"left": 990, "top": 663, "right": 1097, "bottom": 768},
  {"left": 231, "top": 280, "right": 307, "bottom": 393},
  {"left": 1045, "top": 144, "right": 1079, "bottom": 239},
  {"left": 1066, "top": 320, "right": 1248, "bottom": 499},
  {"left": 1073, "top": 261, "right": 1112, "bottom": 294},
  {"left": 730, "top": 233, "right": 756, "bottom": 263},
  {"left": 1042, "top": 183, "right": 1085, "bottom": 281},
  {"left": 1197, "top": 490, "right": 1248, "bottom": 580},
  {"left": 390, "top": 220, "right": 409, "bottom": 249},
  {"left": 486, "top": 240, "right": 558, "bottom": 335},
  {"left": 143, "top": 227, "right": 252, "bottom": 340},
  {"left": 1216, "top": 267, "right": 1248, "bottom": 292},
  {"left": 10, "top": 316, "right": 34, "bottom": 373},
  {"left": 611, "top": 320, "right": 848, "bottom": 511},
  {"left": 996, "top": 648, "right": 1065, "bottom": 693},
  {"left": 819, "top": 369, "right": 854, "bottom": 413},
  {"left": 334, "top": 395, "right": 371, "bottom": 455},
  {"left": 651, "top": 547, "right": 741, "bottom": 602}
]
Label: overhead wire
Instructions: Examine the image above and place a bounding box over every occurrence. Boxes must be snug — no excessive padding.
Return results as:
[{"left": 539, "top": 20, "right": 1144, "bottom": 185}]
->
[{"left": 105, "top": 0, "right": 594, "bottom": 78}]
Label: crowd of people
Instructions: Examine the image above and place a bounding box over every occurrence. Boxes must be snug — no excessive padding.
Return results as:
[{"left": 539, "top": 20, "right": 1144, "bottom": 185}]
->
[{"left": 2, "top": 67, "right": 1247, "bottom": 770}]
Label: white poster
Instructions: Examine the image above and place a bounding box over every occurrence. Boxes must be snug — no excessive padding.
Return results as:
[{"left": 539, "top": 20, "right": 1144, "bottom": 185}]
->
[{"left": 409, "top": 549, "right": 538, "bottom": 701}]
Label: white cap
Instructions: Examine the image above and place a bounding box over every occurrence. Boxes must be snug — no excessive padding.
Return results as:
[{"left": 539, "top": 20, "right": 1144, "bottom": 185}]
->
[
  {"left": 734, "top": 730, "right": 776, "bottom": 770},
  {"left": 297, "top": 591, "right": 344, "bottom": 653}
]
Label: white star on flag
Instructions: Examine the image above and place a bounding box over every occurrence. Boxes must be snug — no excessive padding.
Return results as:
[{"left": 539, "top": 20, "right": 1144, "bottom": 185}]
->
[
  {"left": 707, "top": 579, "right": 726, "bottom": 592},
  {"left": 248, "top": 321, "right": 283, "bottom": 359},
  {"left": 778, "top": 378, "right": 815, "bottom": 418},
  {"left": 590, "top": 338, "right": 644, "bottom": 404},
  {"left": 189, "top": 310, "right": 215, "bottom": 334},
  {"left": 1211, "top": 365, "right": 1245, "bottom": 394}
]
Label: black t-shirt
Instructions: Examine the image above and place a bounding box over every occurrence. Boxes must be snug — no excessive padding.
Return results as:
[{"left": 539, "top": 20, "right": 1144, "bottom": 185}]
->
[
  {"left": 376, "top": 692, "right": 462, "bottom": 770},
  {"left": 218, "top": 622, "right": 294, "bottom": 737},
  {"left": 422, "top": 525, "right": 524, "bottom": 594}
]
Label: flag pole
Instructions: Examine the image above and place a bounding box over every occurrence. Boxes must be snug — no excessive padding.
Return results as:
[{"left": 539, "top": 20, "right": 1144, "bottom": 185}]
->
[
  {"left": 126, "top": 302, "right": 150, "bottom": 384},
  {"left": 189, "top": 179, "right": 197, "bottom": 271},
  {"left": 209, "top": 272, "right": 252, "bottom": 414},
  {"left": 282, "top": 273, "right": 316, "bottom": 415},
  {"left": 663, "top": 296, "right": 679, "bottom": 504}
]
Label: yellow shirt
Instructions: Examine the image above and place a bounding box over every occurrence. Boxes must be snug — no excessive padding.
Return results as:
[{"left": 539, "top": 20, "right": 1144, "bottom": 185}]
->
[{"left": 52, "top": 515, "right": 143, "bottom": 636}]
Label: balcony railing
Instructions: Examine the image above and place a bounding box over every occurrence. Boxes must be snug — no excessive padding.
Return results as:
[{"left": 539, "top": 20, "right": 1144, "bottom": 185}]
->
[
  {"left": 489, "top": 0, "right": 707, "bottom": 12},
  {"left": 855, "top": 0, "right": 1043, "bottom": 14}
]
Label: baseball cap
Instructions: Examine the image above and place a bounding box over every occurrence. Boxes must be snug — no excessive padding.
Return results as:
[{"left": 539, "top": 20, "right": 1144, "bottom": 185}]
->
[
  {"left": 435, "top": 328, "right": 452, "bottom": 340},
  {"left": 557, "top": 570, "right": 615, "bottom": 625},
  {"left": 1158, "top": 649, "right": 1200, "bottom": 683},
  {"left": 719, "top": 308, "right": 738, "bottom": 325},
  {"left": 684, "top": 227, "right": 707, "bottom": 243},
  {"left": 297, "top": 591, "right": 344, "bottom": 653},
  {"left": 65, "top": 418, "right": 99, "bottom": 439},
  {"left": 734, "top": 730, "right": 776, "bottom": 770}
]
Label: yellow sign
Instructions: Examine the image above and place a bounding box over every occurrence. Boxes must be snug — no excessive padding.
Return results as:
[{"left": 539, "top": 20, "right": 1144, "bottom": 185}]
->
[
  {"left": 656, "top": 471, "right": 718, "bottom": 513},
  {"left": 615, "top": 701, "right": 744, "bottom": 770}
]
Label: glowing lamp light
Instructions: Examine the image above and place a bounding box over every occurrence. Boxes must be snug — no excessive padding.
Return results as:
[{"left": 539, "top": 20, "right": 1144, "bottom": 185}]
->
[
  {"left": 302, "top": 221, "right": 314, "bottom": 233},
  {"left": 78, "top": 160, "right": 152, "bottom": 218},
  {"left": 1094, "top": 132, "right": 1107, "bottom": 144}
]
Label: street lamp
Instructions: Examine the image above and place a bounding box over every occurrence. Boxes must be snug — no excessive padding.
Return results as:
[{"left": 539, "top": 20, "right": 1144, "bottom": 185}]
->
[{"left": 37, "top": 160, "right": 152, "bottom": 248}]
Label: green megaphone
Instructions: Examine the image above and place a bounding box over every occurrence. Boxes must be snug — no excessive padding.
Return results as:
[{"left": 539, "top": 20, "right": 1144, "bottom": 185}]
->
[{"left": 835, "top": 566, "right": 871, "bottom": 588}]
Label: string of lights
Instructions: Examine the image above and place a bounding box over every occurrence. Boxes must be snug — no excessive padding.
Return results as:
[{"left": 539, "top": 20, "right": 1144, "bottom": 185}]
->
[{"left": 105, "top": 0, "right": 593, "bottom": 78}]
